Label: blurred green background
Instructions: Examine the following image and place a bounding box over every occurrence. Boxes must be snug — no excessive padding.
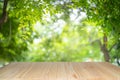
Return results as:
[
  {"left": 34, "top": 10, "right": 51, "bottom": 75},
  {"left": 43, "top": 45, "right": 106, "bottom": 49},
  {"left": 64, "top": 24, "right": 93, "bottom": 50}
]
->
[{"left": 0, "top": 0, "right": 120, "bottom": 67}]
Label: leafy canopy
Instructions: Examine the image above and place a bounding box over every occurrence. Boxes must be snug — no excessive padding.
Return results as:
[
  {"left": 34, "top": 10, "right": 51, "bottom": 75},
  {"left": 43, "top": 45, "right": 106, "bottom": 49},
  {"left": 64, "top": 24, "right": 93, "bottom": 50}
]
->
[{"left": 0, "top": 0, "right": 120, "bottom": 65}]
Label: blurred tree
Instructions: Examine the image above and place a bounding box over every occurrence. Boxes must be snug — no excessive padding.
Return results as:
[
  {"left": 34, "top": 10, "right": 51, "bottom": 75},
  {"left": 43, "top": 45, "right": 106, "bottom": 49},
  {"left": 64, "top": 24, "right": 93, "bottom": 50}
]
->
[
  {"left": 0, "top": 0, "right": 120, "bottom": 65},
  {"left": 82, "top": 0, "right": 120, "bottom": 64}
]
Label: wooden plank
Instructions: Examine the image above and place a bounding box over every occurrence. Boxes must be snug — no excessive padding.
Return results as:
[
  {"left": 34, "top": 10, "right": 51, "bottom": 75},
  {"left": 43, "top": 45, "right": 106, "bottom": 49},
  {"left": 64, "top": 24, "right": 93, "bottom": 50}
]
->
[{"left": 0, "top": 62, "right": 120, "bottom": 80}]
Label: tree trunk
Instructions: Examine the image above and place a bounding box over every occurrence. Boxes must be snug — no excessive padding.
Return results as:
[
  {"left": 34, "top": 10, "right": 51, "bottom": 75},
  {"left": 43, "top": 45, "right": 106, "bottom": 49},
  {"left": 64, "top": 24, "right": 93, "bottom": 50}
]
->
[
  {"left": 94, "top": 34, "right": 110, "bottom": 62},
  {"left": 100, "top": 33, "right": 110, "bottom": 62},
  {"left": 100, "top": 44, "right": 110, "bottom": 62},
  {"left": 0, "top": 0, "right": 8, "bottom": 27}
]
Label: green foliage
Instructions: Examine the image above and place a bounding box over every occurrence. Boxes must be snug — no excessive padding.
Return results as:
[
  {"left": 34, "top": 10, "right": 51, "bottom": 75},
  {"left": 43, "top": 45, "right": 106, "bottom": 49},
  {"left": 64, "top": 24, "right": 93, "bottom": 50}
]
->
[
  {"left": 24, "top": 19, "right": 103, "bottom": 62},
  {"left": 0, "top": 0, "right": 120, "bottom": 65},
  {"left": 84, "top": 0, "right": 120, "bottom": 65}
]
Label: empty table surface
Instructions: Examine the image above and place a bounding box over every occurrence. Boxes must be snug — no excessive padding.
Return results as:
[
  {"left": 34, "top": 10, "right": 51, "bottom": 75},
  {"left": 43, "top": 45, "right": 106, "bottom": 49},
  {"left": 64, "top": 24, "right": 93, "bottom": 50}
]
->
[{"left": 0, "top": 62, "right": 120, "bottom": 80}]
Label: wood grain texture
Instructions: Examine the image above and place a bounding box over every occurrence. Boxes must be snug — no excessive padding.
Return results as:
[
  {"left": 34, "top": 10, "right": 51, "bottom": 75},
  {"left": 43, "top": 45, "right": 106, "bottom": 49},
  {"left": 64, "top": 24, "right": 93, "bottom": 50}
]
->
[{"left": 0, "top": 62, "right": 120, "bottom": 80}]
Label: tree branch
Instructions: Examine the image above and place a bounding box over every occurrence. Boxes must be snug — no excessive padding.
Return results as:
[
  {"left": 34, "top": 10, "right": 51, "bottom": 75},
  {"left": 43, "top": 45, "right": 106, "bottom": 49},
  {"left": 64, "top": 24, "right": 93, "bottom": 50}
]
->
[
  {"left": 91, "top": 34, "right": 110, "bottom": 62},
  {"left": 108, "top": 43, "right": 117, "bottom": 52}
]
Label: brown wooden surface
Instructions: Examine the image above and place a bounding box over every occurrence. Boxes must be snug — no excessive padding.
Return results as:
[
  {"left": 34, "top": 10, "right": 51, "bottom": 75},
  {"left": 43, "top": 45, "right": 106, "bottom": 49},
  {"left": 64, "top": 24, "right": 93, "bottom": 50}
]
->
[{"left": 0, "top": 62, "right": 120, "bottom": 80}]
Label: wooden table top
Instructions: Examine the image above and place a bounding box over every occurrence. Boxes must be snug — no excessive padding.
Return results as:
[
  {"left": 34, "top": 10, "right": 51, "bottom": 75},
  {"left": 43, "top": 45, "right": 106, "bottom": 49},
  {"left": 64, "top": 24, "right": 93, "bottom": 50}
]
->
[{"left": 0, "top": 62, "right": 120, "bottom": 80}]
